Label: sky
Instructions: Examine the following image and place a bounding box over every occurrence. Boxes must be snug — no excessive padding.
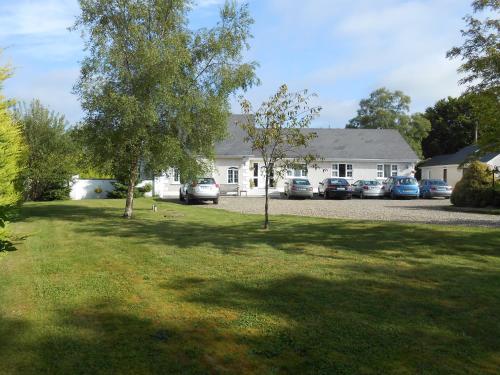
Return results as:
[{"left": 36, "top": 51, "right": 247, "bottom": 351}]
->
[{"left": 0, "top": 0, "right": 472, "bottom": 128}]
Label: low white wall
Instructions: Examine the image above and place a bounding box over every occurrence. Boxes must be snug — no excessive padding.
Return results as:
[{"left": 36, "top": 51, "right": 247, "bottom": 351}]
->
[
  {"left": 70, "top": 179, "right": 116, "bottom": 200},
  {"left": 70, "top": 178, "right": 153, "bottom": 200}
]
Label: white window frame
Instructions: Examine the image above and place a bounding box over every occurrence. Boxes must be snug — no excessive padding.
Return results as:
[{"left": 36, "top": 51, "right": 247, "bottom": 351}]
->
[
  {"left": 346, "top": 164, "right": 353, "bottom": 178},
  {"left": 391, "top": 164, "right": 398, "bottom": 177},
  {"left": 287, "top": 165, "right": 308, "bottom": 177},
  {"left": 332, "top": 164, "right": 339, "bottom": 177},
  {"left": 227, "top": 167, "right": 239, "bottom": 184},
  {"left": 377, "top": 164, "right": 384, "bottom": 178},
  {"left": 333, "top": 163, "right": 352, "bottom": 178},
  {"left": 377, "top": 164, "right": 398, "bottom": 178}
]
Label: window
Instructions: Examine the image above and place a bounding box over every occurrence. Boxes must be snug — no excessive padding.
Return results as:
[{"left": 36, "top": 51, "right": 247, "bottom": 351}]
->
[
  {"left": 391, "top": 164, "right": 398, "bottom": 177},
  {"left": 377, "top": 164, "right": 384, "bottom": 178},
  {"left": 346, "top": 164, "right": 353, "bottom": 177},
  {"left": 287, "top": 165, "right": 307, "bottom": 177},
  {"left": 227, "top": 167, "right": 239, "bottom": 184},
  {"left": 253, "top": 163, "right": 259, "bottom": 187},
  {"left": 173, "top": 168, "right": 180, "bottom": 184},
  {"left": 332, "top": 164, "right": 339, "bottom": 177},
  {"left": 377, "top": 164, "right": 398, "bottom": 178},
  {"left": 333, "top": 163, "right": 352, "bottom": 178}
]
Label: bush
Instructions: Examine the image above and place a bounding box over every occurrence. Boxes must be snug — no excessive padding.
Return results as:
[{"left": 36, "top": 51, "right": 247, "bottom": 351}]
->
[
  {"left": 38, "top": 182, "right": 71, "bottom": 201},
  {"left": 451, "top": 160, "right": 495, "bottom": 207},
  {"left": 107, "top": 182, "right": 145, "bottom": 199},
  {"left": 1, "top": 61, "right": 26, "bottom": 248},
  {"left": 138, "top": 183, "right": 152, "bottom": 193}
]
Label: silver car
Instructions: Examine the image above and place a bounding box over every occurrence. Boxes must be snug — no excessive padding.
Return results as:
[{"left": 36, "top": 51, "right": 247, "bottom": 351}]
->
[
  {"left": 351, "top": 179, "right": 384, "bottom": 198},
  {"left": 179, "top": 177, "right": 220, "bottom": 204},
  {"left": 284, "top": 178, "right": 314, "bottom": 199}
]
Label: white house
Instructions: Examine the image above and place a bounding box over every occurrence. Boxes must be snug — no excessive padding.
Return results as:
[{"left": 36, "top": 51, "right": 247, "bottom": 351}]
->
[
  {"left": 419, "top": 145, "right": 500, "bottom": 187},
  {"left": 155, "top": 114, "right": 419, "bottom": 197}
]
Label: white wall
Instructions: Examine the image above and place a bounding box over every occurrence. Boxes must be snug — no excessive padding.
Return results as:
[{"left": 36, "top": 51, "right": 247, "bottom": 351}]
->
[
  {"left": 70, "top": 178, "right": 154, "bottom": 200},
  {"left": 212, "top": 158, "right": 416, "bottom": 194},
  {"left": 70, "top": 179, "right": 116, "bottom": 200},
  {"left": 420, "top": 165, "right": 463, "bottom": 186}
]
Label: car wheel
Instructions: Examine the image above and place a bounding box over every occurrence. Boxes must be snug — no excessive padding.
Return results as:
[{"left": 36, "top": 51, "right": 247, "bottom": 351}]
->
[
  {"left": 185, "top": 195, "right": 191, "bottom": 205},
  {"left": 213, "top": 198, "right": 219, "bottom": 205},
  {"left": 390, "top": 191, "right": 396, "bottom": 199},
  {"left": 179, "top": 190, "right": 184, "bottom": 201},
  {"left": 324, "top": 191, "right": 328, "bottom": 199}
]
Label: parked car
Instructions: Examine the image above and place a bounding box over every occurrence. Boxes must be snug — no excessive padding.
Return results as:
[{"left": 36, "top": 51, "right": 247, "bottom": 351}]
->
[
  {"left": 318, "top": 178, "right": 353, "bottom": 199},
  {"left": 179, "top": 177, "right": 220, "bottom": 204},
  {"left": 284, "top": 178, "right": 314, "bottom": 199},
  {"left": 419, "top": 179, "right": 452, "bottom": 199},
  {"left": 382, "top": 176, "right": 419, "bottom": 199},
  {"left": 351, "top": 179, "right": 384, "bottom": 199}
]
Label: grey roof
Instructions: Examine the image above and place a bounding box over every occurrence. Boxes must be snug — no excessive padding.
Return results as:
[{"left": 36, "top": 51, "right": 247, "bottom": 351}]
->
[
  {"left": 419, "top": 145, "right": 499, "bottom": 167},
  {"left": 215, "top": 115, "right": 419, "bottom": 161}
]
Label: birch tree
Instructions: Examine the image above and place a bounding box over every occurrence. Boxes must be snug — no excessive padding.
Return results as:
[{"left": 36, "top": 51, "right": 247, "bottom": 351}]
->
[{"left": 239, "top": 84, "right": 321, "bottom": 229}]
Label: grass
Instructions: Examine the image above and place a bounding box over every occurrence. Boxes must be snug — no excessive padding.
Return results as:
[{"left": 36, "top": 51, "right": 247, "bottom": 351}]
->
[{"left": 1, "top": 198, "right": 499, "bottom": 374}]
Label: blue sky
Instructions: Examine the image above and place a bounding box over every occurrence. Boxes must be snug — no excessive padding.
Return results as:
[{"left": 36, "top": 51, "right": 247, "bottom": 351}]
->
[{"left": 0, "top": 0, "right": 471, "bottom": 127}]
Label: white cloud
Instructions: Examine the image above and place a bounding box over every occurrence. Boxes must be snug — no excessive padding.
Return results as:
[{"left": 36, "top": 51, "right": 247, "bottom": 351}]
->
[{"left": 5, "top": 67, "right": 81, "bottom": 124}]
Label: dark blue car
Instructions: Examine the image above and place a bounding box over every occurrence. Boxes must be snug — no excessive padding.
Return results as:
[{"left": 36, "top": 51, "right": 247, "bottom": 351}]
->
[{"left": 382, "top": 176, "right": 419, "bottom": 199}]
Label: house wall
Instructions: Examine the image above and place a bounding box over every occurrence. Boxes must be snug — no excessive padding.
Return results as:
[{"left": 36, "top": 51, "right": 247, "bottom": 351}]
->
[
  {"left": 420, "top": 156, "right": 500, "bottom": 188},
  {"left": 213, "top": 159, "right": 416, "bottom": 195},
  {"left": 419, "top": 165, "right": 463, "bottom": 186}
]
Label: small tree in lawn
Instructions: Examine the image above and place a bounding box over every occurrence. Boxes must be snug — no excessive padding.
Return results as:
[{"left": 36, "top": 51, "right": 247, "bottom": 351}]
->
[{"left": 239, "top": 84, "right": 321, "bottom": 229}]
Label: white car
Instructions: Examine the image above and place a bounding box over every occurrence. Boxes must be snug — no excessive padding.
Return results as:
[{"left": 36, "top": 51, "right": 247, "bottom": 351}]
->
[{"left": 179, "top": 177, "right": 220, "bottom": 204}]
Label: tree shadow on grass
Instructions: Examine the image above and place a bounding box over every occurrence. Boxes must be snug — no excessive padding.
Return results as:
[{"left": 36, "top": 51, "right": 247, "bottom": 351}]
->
[
  {"left": 0, "top": 300, "right": 257, "bottom": 375},
  {"left": 17, "top": 202, "right": 500, "bottom": 262},
  {"left": 161, "top": 268, "right": 500, "bottom": 373},
  {"left": 2, "top": 265, "right": 497, "bottom": 374}
]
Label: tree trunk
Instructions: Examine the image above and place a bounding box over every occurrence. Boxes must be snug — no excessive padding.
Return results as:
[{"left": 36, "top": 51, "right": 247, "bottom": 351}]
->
[
  {"left": 123, "top": 160, "right": 139, "bottom": 219},
  {"left": 264, "top": 170, "right": 269, "bottom": 230}
]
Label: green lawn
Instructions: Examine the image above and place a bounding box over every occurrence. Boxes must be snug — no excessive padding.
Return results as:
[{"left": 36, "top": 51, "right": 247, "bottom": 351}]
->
[{"left": 1, "top": 199, "right": 499, "bottom": 374}]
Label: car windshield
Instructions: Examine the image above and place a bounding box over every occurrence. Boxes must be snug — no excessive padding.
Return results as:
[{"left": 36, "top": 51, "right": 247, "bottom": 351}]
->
[
  {"left": 293, "top": 179, "right": 310, "bottom": 185},
  {"left": 397, "top": 178, "right": 417, "bottom": 185},
  {"left": 362, "top": 180, "right": 380, "bottom": 185},
  {"left": 329, "top": 179, "right": 348, "bottom": 185},
  {"left": 429, "top": 180, "right": 447, "bottom": 186},
  {"left": 197, "top": 178, "right": 215, "bottom": 185}
]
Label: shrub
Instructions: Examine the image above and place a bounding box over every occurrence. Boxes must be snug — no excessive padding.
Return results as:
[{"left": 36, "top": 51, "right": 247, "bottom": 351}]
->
[
  {"left": 138, "top": 183, "right": 152, "bottom": 193},
  {"left": 1, "top": 60, "right": 26, "bottom": 249},
  {"left": 107, "top": 182, "right": 144, "bottom": 199},
  {"left": 38, "top": 182, "right": 71, "bottom": 201},
  {"left": 451, "top": 160, "right": 494, "bottom": 207}
]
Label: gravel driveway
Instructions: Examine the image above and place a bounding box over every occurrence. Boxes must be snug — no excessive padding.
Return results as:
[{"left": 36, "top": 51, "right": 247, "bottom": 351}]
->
[{"left": 203, "top": 196, "right": 500, "bottom": 227}]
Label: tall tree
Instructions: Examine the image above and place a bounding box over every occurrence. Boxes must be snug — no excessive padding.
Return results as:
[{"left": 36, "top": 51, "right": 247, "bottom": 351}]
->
[
  {"left": 73, "top": 0, "right": 257, "bottom": 218},
  {"left": 422, "top": 95, "right": 479, "bottom": 158},
  {"left": 346, "top": 88, "right": 430, "bottom": 158},
  {"left": 447, "top": 0, "right": 500, "bottom": 92},
  {"left": 239, "top": 84, "right": 321, "bottom": 230},
  {"left": 14, "top": 100, "right": 77, "bottom": 201},
  {"left": 0, "top": 57, "right": 25, "bottom": 249}
]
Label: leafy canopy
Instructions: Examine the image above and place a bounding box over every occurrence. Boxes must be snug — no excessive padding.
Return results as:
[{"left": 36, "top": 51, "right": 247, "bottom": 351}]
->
[
  {"left": 447, "top": 0, "right": 500, "bottom": 92},
  {"left": 73, "top": 0, "right": 258, "bottom": 217},
  {"left": 346, "top": 88, "right": 430, "bottom": 158},
  {"left": 14, "top": 100, "right": 76, "bottom": 201}
]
